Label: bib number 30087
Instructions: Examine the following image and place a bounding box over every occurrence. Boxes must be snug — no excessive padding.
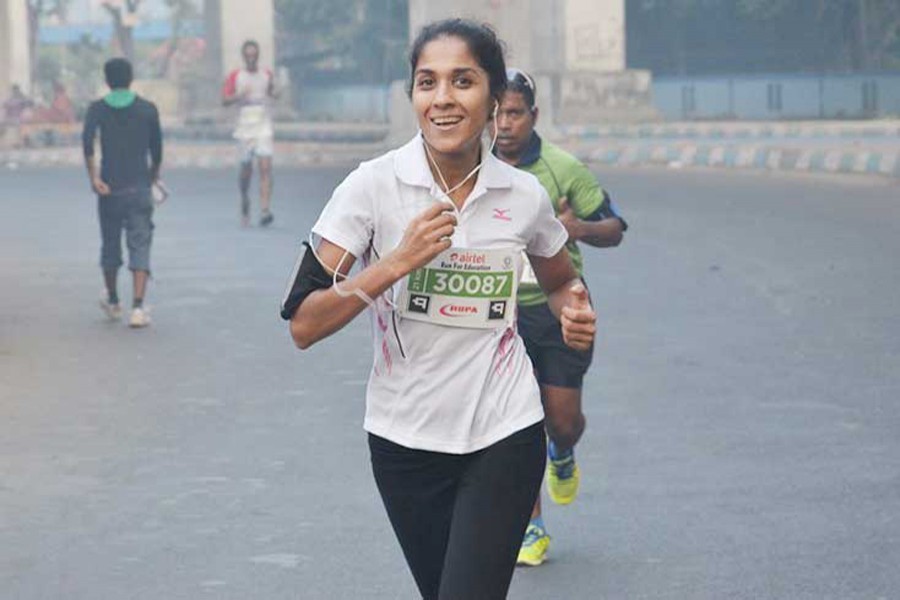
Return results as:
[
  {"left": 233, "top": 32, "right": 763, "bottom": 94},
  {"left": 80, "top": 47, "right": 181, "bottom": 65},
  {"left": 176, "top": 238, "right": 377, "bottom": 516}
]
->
[
  {"left": 429, "top": 271, "right": 510, "bottom": 296},
  {"left": 398, "top": 248, "right": 518, "bottom": 330}
]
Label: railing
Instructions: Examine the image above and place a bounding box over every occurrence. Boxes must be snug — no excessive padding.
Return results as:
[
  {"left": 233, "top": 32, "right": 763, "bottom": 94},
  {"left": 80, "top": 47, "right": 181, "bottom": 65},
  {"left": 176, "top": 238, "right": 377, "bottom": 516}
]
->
[{"left": 653, "top": 73, "right": 900, "bottom": 120}]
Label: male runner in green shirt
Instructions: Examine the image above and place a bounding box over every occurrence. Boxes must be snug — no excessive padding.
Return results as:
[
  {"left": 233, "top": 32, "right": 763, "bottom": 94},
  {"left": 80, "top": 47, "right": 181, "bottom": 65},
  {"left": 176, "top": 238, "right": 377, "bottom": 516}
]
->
[{"left": 496, "top": 68, "right": 628, "bottom": 566}]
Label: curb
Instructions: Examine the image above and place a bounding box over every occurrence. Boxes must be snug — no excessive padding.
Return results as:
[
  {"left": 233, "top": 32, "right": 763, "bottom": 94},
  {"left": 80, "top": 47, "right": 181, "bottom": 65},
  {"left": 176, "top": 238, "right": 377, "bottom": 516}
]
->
[
  {"left": 566, "top": 142, "right": 900, "bottom": 178},
  {"left": 3, "top": 141, "right": 898, "bottom": 179},
  {"left": 6, "top": 124, "right": 389, "bottom": 148},
  {"left": 167, "top": 124, "right": 388, "bottom": 144},
  {"left": 558, "top": 121, "right": 900, "bottom": 141},
  {"left": 0, "top": 144, "right": 386, "bottom": 170}
]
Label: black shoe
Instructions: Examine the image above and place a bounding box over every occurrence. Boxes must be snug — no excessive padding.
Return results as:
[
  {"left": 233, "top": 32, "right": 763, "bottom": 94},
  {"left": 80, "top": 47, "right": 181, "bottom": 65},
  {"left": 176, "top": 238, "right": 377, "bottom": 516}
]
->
[{"left": 260, "top": 212, "right": 274, "bottom": 227}]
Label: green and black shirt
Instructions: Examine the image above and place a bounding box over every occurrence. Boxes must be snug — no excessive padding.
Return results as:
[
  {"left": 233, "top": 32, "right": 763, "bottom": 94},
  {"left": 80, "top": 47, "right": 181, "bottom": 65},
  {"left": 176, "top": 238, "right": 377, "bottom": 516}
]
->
[{"left": 513, "top": 133, "right": 627, "bottom": 306}]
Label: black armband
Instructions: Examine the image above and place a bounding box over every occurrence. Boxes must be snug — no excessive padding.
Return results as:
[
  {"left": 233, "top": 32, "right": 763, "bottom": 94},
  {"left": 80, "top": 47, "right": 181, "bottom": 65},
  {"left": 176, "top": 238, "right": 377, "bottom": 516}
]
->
[
  {"left": 280, "top": 242, "right": 333, "bottom": 320},
  {"left": 584, "top": 191, "right": 628, "bottom": 231}
]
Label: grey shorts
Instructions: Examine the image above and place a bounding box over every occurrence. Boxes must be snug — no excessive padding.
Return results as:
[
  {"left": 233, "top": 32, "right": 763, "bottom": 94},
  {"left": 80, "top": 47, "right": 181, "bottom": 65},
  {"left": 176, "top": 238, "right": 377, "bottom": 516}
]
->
[{"left": 98, "top": 187, "right": 154, "bottom": 272}]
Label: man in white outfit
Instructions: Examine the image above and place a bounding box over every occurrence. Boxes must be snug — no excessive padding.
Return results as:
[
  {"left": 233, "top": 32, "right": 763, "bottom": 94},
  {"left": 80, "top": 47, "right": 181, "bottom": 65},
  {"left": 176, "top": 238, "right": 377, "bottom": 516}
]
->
[{"left": 222, "top": 39, "right": 277, "bottom": 227}]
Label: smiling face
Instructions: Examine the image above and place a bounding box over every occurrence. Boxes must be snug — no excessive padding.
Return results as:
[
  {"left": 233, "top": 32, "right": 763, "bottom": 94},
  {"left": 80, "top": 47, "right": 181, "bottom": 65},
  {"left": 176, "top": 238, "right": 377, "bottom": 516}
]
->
[{"left": 411, "top": 35, "right": 494, "bottom": 163}]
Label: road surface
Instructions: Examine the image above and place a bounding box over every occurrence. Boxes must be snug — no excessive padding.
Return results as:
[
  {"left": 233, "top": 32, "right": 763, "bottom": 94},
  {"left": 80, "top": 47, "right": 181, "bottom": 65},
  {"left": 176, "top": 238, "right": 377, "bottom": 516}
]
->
[{"left": 1, "top": 165, "right": 898, "bottom": 599}]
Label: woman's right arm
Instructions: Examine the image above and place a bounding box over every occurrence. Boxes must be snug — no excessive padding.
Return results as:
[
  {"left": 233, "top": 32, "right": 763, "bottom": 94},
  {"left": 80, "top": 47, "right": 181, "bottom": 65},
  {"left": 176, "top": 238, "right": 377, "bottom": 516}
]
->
[
  {"left": 290, "top": 203, "right": 456, "bottom": 349},
  {"left": 289, "top": 239, "right": 401, "bottom": 349}
]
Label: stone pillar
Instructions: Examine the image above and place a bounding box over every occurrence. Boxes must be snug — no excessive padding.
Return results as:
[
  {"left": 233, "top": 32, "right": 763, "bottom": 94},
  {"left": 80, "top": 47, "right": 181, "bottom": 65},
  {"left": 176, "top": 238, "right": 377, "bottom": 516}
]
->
[
  {"left": 396, "top": 0, "right": 656, "bottom": 132},
  {"left": 0, "top": 0, "right": 32, "bottom": 96},
  {"left": 205, "top": 0, "right": 274, "bottom": 79},
  {"left": 408, "top": 0, "right": 535, "bottom": 70},
  {"left": 202, "top": 0, "right": 275, "bottom": 119},
  {"left": 564, "top": 0, "right": 625, "bottom": 72},
  {"left": 556, "top": 0, "right": 657, "bottom": 124}
]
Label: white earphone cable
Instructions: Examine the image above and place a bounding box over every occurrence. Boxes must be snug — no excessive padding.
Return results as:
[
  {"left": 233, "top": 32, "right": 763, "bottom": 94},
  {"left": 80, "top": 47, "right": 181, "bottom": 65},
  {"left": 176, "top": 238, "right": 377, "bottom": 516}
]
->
[
  {"left": 306, "top": 235, "right": 377, "bottom": 307},
  {"left": 305, "top": 102, "right": 500, "bottom": 310},
  {"left": 423, "top": 101, "right": 500, "bottom": 206}
]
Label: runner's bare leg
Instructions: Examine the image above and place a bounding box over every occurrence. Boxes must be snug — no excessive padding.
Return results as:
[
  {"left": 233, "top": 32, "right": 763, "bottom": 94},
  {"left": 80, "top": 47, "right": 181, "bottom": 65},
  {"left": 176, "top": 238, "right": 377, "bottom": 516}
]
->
[
  {"left": 240, "top": 161, "right": 253, "bottom": 225},
  {"left": 259, "top": 156, "right": 273, "bottom": 215}
]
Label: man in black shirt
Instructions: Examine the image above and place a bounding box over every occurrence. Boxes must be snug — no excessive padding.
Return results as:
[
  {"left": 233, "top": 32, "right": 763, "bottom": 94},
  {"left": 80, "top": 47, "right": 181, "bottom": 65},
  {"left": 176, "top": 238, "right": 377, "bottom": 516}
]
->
[{"left": 82, "top": 58, "right": 162, "bottom": 328}]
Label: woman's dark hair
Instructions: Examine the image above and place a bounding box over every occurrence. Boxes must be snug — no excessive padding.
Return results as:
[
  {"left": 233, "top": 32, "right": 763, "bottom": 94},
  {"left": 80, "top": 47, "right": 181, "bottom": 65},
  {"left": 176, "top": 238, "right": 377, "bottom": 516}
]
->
[
  {"left": 104, "top": 58, "right": 133, "bottom": 89},
  {"left": 407, "top": 19, "right": 507, "bottom": 102},
  {"left": 242, "top": 39, "right": 260, "bottom": 53}
]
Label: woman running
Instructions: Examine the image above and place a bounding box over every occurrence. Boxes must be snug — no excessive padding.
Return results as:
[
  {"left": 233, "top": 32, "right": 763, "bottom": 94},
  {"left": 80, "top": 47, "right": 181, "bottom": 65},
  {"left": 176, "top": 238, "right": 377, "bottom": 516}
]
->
[{"left": 281, "top": 19, "right": 596, "bottom": 599}]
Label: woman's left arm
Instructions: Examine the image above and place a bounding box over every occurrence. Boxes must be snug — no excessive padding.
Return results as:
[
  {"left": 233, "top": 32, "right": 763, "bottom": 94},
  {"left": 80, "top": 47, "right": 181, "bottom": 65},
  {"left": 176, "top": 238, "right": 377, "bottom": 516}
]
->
[{"left": 529, "top": 249, "right": 597, "bottom": 351}]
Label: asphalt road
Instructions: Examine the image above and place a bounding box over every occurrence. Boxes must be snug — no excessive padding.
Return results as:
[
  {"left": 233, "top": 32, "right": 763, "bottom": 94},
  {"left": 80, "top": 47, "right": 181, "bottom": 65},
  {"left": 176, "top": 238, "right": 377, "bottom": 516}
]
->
[{"left": 1, "top": 165, "right": 898, "bottom": 599}]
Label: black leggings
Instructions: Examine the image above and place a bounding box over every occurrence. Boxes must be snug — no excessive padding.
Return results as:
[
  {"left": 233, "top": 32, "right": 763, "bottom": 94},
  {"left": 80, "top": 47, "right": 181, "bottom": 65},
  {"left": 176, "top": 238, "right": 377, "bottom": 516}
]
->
[{"left": 369, "top": 422, "right": 546, "bottom": 600}]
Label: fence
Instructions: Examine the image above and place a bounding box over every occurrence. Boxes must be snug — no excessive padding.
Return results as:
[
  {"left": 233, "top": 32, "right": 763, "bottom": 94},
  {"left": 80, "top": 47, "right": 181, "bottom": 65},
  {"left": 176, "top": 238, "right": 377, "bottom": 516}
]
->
[
  {"left": 293, "top": 84, "right": 390, "bottom": 123},
  {"left": 291, "top": 74, "right": 900, "bottom": 124},
  {"left": 654, "top": 73, "right": 900, "bottom": 121}
]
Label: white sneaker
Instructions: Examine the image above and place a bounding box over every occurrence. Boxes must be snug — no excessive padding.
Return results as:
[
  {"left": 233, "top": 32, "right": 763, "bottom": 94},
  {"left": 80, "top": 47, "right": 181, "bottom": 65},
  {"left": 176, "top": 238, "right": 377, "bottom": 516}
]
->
[
  {"left": 99, "top": 298, "right": 123, "bottom": 321},
  {"left": 128, "top": 307, "right": 151, "bottom": 328}
]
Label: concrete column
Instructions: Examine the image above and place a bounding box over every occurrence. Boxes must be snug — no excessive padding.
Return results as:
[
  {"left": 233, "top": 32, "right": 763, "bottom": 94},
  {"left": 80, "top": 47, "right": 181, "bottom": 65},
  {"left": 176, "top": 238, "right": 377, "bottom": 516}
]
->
[
  {"left": 407, "top": 0, "right": 534, "bottom": 70},
  {"left": 556, "top": 0, "right": 657, "bottom": 123},
  {"left": 1, "top": 0, "right": 32, "bottom": 96},
  {"left": 200, "top": 0, "right": 275, "bottom": 121},
  {"left": 398, "top": 0, "right": 655, "bottom": 129},
  {"left": 563, "top": 0, "right": 625, "bottom": 72},
  {"left": 204, "top": 0, "right": 275, "bottom": 80},
  {"left": 530, "top": 0, "right": 565, "bottom": 74},
  {"left": 406, "top": 0, "right": 626, "bottom": 81}
]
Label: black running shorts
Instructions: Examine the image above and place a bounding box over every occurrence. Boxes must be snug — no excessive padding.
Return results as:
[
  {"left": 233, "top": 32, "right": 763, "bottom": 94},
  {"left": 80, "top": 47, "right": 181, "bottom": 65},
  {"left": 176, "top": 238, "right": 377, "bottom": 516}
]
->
[{"left": 517, "top": 301, "right": 594, "bottom": 389}]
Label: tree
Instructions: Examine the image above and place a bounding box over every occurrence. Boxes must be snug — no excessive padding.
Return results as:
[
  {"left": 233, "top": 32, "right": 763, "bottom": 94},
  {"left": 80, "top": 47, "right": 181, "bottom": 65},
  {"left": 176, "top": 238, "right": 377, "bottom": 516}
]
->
[
  {"left": 736, "top": 0, "right": 900, "bottom": 70},
  {"left": 627, "top": 0, "right": 900, "bottom": 74},
  {"left": 275, "top": 0, "right": 407, "bottom": 84},
  {"left": 629, "top": 0, "right": 726, "bottom": 74},
  {"left": 67, "top": 35, "right": 106, "bottom": 109},
  {"left": 26, "top": 0, "right": 70, "bottom": 85},
  {"left": 100, "top": 0, "right": 143, "bottom": 61},
  {"left": 275, "top": 0, "right": 366, "bottom": 69},
  {"left": 866, "top": 0, "right": 900, "bottom": 70},
  {"left": 157, "top": 0, "right": 199, "bottom": 77}
]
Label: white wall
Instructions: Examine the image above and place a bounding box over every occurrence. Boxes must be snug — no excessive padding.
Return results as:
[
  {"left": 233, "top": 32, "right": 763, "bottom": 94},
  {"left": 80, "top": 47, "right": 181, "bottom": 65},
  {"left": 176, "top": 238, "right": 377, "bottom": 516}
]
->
[
  {"left": 407, "top": 0, "right": 535, "bottom": 71},
  {"left": 1, "top": 0, "right": 32, "bottom": 94},
  {"left": 407, "top": 0, "right": 625, "bottom": 75},
  {"left": 564, "top": 0, "right": 624, "bottom": 72},
  {"left": 216, "top": 0, "right": 274, "bottom": 76}
]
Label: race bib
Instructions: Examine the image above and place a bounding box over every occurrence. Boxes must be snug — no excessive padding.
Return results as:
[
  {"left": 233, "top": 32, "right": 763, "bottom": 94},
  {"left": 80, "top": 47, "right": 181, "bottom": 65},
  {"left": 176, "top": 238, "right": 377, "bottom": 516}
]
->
[
  {"left": 398, "top": 248, "right": 518, "bottom": 329},
  {"left": 519, "top": 251, "right": 538, "bottom": 285},
  {"left": 238, "top": 105, "right": 266, "bottom": 126},
  {"left": 234, "top": 106, "right": 271, "bottom": 140}
]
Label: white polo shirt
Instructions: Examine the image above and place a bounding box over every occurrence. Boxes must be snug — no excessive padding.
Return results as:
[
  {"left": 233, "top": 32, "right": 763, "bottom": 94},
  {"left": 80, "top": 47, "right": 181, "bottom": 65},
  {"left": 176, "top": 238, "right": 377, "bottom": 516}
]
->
[{"left": 311, "top": 134, "right": 568, "bottom": 454}]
